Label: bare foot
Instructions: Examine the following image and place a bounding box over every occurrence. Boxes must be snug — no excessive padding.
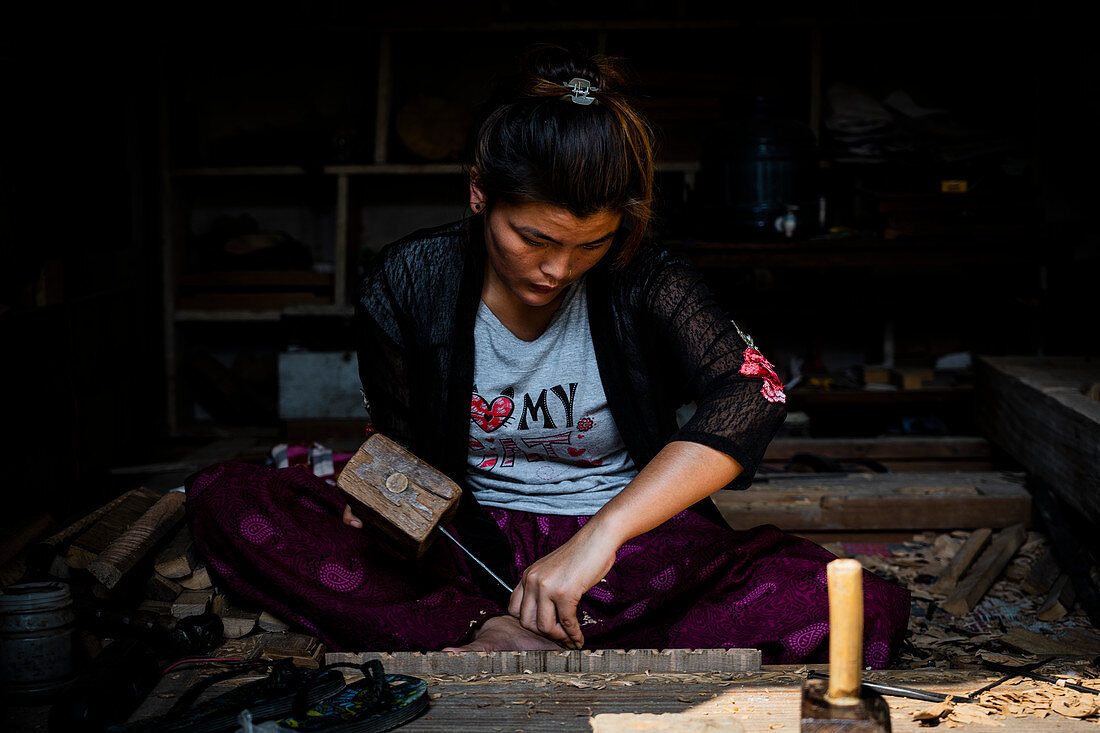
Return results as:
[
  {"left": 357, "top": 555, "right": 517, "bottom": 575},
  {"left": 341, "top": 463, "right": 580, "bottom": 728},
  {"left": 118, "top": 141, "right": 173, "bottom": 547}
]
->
[{"left": 442, "top": 615, "right": 565, "bottom": 652}]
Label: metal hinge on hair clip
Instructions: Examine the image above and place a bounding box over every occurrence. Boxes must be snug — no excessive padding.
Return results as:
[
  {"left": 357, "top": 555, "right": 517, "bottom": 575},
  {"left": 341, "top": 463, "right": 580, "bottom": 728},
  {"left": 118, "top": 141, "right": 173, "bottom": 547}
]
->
[{"left": 564, "top": 77, "right": 598, "bottom": 105}]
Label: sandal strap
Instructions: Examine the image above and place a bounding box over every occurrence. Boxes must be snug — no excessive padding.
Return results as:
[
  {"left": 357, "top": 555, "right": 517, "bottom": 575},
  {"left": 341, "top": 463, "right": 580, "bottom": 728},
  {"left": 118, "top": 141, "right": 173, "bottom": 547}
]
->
[
  {"left": 169, "top": 659, "right": 276, "bottom": 715},
  {"left": 323, "top": 660, "right": 390, "bottom": 710}
]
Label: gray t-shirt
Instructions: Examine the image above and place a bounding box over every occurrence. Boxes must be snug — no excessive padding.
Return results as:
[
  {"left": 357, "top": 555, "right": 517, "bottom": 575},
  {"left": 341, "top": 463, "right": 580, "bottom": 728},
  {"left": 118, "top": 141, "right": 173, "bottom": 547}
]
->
[{"left": 466, "top": 278, "right": 638, "bottom": 515}]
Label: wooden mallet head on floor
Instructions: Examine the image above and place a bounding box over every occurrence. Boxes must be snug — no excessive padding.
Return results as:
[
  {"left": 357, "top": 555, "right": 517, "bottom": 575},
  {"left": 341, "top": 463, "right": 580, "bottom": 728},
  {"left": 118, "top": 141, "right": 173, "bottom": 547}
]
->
[
  {"left": 337, "top": 434, "right": 461, "bottom": 558},
  {"left": 801, "top": 558, "right": 892, "bottom": 733}
]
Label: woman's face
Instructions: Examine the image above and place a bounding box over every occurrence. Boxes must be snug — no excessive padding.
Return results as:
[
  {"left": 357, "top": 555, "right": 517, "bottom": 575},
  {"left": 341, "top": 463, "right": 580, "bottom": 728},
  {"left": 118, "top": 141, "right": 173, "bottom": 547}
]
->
[{"left": 474, "top": 189, "right": 622, "bottom": 311}]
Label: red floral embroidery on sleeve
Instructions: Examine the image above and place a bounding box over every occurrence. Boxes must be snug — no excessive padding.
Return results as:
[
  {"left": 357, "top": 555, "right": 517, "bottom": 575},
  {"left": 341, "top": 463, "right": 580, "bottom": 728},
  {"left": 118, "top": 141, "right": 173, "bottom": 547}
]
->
[{"left": 739, "top": 348, "right": 787, "bottom": 404}]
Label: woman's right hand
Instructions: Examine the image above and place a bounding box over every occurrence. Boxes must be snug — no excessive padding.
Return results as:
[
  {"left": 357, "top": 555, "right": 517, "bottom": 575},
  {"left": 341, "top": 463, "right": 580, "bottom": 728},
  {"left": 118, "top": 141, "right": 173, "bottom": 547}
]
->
[{"left": 342, "top": 504, "right": 364, "bottom": 529}]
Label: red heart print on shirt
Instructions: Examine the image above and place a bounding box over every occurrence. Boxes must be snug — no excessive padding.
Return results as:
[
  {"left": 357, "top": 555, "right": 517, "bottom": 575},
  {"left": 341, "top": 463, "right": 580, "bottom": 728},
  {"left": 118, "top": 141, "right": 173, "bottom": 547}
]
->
[{"left": 470, "top": 392, "right": 514, "bottom": 433}]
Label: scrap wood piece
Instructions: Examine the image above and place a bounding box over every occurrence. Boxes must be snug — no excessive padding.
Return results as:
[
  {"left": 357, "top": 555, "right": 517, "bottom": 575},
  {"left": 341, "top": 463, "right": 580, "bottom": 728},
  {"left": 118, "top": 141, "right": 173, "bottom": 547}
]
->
[
  {"left": 211, "top": 595, "right": 259, "bottom": 639},
  {"left": 258, "top": 611, "right": 289, "bottom": 632},
  {"left": 64, "top": 488, "right": 161, "bottom": 569},
  {"left": 172, "top": 589, "right": 215, "bottom": 618},
  {"left": 1058, "top": 627, "right": 1100, "bottom": 654},
  {"left": 146, "top": 573, "right": 183, "bottom": 602},
  {"left": 154, "top": 526, "right": 197, "bottom": 579},
  {"left": 1036, "top": 574, "right": 1076, "bottom": 621},
  {"left": 998, "top": 625, "right": 1091, "bottom": 651},
  {"left": 179, "top": 564, "right": 212, "bottom": 590},
  {"left": 87, "top": 491, "right": 187, "bottom": 589},
  {"left": 255, "top": 632, "right": 325, "bottom": 669},
  {"left": 591, "top": 713, "right": 745, "bottom": 732},
  {"left": 941, "top": 524, "right": 1026, "bottom": 615},
  {"left": 326, "top": 648, "right": 761, "bottom": 675},
  {"left": 1020, "top": 547, "right": 1061, "bottom": 596},
  {"left": 929, "top": 528, "right": 992, "bottom": 596},
  {"left": 913, "top": 698, "right": 954, "bottom": 722}
]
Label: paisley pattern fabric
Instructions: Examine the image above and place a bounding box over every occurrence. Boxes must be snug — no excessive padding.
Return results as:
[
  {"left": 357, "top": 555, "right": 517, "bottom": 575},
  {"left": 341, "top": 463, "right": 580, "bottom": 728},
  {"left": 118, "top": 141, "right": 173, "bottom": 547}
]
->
[{"left": 186, "top": 461, "right": 910, "bottom": 667}]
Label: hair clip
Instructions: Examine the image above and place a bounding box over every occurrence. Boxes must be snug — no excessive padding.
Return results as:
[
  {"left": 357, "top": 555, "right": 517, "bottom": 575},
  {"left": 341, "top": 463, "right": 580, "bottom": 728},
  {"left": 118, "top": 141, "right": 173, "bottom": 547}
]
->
[{"left": 563, "top": 77, "right": 599, "bottom": 106}]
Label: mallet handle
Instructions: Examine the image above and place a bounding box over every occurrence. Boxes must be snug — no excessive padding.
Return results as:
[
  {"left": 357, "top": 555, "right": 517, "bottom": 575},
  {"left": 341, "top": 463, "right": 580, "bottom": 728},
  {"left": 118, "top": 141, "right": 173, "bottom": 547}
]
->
[{"left": 826, "top": 558, "right": 864, "bottom": 705}]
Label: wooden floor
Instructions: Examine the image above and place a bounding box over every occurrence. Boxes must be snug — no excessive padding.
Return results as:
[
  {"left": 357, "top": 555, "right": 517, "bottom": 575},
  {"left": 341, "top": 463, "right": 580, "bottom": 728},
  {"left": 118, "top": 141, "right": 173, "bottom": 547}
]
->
[
  {"left": 130, "top": 664, "right": 1100, "bottom": 732},
  {"left": 386, "top": 668, "right": 1097, "bottom": 732}
]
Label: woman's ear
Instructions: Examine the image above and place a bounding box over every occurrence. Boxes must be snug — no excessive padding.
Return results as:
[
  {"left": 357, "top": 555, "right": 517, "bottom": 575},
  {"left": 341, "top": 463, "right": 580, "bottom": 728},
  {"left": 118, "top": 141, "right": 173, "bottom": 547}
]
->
[{"left": 469, "top": 169, "right": 487, "bottom": 213}]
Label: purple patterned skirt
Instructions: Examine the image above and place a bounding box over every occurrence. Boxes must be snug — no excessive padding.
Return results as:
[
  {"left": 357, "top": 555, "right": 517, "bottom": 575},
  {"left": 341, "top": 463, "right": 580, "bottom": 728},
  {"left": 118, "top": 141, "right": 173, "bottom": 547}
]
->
[{"left": 186, "top": 461, "right": 910, "bottom": 667}]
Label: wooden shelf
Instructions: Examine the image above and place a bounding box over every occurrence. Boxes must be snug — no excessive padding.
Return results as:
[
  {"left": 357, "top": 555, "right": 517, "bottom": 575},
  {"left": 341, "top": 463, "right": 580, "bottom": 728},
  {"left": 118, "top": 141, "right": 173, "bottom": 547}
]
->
[
  {"left": 175, "top": 309, "right": 282, "bottom": 322},
  {"left": 787, "top": 386, "right": 973, "bottom": 406},
  {"left": 675, "top": 238, "right": 1038, "bottom": 269},
  {"left": 175, "top": 304, "right": 354, "bottom": 323},
  {"left": 171, "top": 162, "right": 702, "bottom": 178}
]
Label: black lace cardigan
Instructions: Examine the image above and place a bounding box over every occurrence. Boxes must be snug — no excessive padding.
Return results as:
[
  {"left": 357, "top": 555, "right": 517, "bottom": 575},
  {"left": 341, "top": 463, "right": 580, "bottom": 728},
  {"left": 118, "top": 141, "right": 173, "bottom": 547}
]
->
[{"left": 355, "top": 217, "right": 786, "bottom": 590}]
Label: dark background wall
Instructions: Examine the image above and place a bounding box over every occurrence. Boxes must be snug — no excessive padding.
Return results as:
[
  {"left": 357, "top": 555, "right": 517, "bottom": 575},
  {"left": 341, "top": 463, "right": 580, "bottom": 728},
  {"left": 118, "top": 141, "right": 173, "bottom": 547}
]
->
[{"left": 1, "top": 4, "right": 1095, "bottom": 525}]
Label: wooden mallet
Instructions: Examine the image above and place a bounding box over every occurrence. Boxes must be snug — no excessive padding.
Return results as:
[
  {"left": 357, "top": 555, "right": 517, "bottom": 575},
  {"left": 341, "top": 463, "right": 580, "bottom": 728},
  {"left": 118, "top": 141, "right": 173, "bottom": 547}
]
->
[
  {"left": 338, "top": 434, "right": 513, "bottom": 592},
  {"left": 801, "top": 558, "right": 892, "bottom": 733}
]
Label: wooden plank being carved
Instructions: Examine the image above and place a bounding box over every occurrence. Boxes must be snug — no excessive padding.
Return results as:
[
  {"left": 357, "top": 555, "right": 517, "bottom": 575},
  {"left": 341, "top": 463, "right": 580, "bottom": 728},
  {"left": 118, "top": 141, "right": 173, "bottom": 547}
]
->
[
  {"left": 338, "top": 434, "right": 460, "bottom": 557},
  {"left": 713, "top": 472, "right": 1030, "bottom": 531},
  {"left": 976, "top": 356, "right": 1100, "bottom": 526},
  {"left": 87, "top": 491, "right": 187, "bottom": 589},
  {"left": 326, "top": 648, "right": 761, "bottom": 675}
]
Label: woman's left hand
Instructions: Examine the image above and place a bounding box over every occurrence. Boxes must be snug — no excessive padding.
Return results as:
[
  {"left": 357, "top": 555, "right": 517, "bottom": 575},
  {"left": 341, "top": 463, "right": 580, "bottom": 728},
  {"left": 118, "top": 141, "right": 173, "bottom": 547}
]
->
[{"left": 508, "top": 528, "right": 618, "bottom": 649}]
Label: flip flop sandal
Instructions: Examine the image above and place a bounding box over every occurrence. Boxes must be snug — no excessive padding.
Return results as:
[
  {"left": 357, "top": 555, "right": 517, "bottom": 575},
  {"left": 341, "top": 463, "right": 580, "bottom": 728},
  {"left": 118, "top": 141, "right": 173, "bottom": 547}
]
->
[
  {"left": 109, "top": 658, "right": 345, "bottom": 733},
  {"left": 264, "top": 660, "right": 429, "bottom": 732}
]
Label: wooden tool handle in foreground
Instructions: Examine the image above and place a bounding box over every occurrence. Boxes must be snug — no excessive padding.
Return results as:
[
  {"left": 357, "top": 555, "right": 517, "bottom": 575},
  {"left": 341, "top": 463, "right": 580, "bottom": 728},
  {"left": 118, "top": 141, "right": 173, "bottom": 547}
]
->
[{"left": 826, "top": 558, "right": 864, "bottom": 706}]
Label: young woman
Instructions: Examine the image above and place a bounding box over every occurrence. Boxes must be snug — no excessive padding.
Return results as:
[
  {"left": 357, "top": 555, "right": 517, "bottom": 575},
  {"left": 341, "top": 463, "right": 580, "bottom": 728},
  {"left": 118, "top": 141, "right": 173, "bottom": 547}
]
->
[{"left": 186, "top": 47, "right": 910, "bottom": 666}]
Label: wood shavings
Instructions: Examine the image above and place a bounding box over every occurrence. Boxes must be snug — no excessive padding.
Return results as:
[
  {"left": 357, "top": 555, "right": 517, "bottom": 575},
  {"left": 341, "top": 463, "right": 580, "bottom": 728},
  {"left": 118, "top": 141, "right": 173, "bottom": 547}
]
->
[
  {"left": 1052, "top": 695, "right": 1098, "bottom": 718},
  {"left": 834, "top": 528, "right": 1100, "bottom": 670},
  {"left": 913, "top": 698, "right": 954, "bottom": 722}
]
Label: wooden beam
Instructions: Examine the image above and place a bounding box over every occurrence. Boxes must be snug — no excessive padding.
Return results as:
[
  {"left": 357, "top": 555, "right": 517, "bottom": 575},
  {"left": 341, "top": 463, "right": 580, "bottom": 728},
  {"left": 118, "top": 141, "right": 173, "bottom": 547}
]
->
[
  {"left": 326, "top": 648, "right": 761, "bottom": 675},
  {"left": 713, "top": 472, "right": 1030, "bottom": 531},
  {"left": 763, "top": 437, "right": 991, "bottom": 462},
  {"left": 976, "top": 356, "right": 1100, "bottom": 526}
]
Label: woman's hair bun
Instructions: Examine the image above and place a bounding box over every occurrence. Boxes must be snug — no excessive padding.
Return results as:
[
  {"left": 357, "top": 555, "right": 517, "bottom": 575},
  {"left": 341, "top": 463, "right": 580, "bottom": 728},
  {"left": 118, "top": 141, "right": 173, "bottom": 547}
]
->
[{"left": 515, "top": 44, "right": 628, "bottom": 100}]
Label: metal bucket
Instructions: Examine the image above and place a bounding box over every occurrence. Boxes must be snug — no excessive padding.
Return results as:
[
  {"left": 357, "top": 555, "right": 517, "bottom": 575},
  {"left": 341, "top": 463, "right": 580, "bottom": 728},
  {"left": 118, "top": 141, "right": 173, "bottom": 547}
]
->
[{"left": 0, "top": 581, "right": 75, "bottom": 701}]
